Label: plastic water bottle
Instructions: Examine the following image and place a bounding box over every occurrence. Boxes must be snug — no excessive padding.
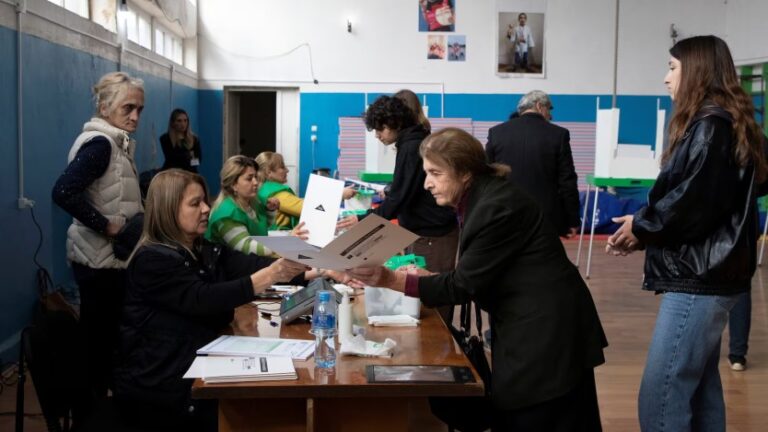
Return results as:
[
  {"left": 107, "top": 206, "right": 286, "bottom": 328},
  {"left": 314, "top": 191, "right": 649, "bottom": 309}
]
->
[{"left": 312, "top": 290, "right": 337, "bottom": 370}]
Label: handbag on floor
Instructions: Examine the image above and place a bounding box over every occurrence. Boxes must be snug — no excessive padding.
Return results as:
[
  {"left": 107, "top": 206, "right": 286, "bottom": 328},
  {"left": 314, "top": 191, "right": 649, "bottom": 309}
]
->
[{"left": 429, "top": 302, "right": 492, "bottom": 432}]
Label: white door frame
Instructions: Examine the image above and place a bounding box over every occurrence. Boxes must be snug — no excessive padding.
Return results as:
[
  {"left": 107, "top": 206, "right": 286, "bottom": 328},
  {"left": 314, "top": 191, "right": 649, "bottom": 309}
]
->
[{"left": 222, "top": 86, "right": 301, "bottom": 192}]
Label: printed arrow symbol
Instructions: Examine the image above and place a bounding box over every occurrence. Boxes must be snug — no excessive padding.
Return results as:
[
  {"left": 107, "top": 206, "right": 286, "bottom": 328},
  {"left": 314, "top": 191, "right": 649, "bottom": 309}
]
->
[
  {"left": 315, "top": 204, "right": 325, "bottom": 212},
  {"left": 298, "top": 254, "right": 313, "bottom": 260}
]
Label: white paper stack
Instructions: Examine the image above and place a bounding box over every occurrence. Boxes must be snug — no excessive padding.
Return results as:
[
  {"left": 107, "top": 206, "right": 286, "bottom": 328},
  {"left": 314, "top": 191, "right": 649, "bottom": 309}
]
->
[
  {"left": 197, "top": 335, "right": 315, "bottom": 361},
  {"left": 184, "top": 356, "right": 297, "bottom": 383}
]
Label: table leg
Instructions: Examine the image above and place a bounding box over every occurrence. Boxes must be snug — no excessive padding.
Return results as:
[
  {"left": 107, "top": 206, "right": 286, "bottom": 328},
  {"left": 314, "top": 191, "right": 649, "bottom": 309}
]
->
[
  {"left": 585, "top": 188, "right": 600, "bottom": 279},
  {"left": 575, "top": 183, "right": 591, "bottom": 267}
]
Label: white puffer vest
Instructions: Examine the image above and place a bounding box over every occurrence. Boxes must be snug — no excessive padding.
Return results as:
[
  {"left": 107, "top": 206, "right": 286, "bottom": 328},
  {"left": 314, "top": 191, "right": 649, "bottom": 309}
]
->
[{"left": 66, "top": 118, "right": 143, "bottom": 269}]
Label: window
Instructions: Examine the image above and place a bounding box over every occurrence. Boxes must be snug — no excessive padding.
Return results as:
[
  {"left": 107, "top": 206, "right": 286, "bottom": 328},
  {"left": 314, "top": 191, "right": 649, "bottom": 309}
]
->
[
  {"left": 125, "top": 7, "right": 152, "bottom": 50},
  {"left": 153, "top": 23, "right": 183, "bottom": 64},
  {"left": 47, "top": 0, "right": 89, "bottom": 19}
]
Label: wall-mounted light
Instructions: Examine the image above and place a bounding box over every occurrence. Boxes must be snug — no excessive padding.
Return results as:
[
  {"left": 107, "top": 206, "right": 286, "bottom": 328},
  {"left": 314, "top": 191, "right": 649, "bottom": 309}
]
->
[
  {"left": 117, "top": 0, "right": 128, "bottom": 20},
  {"left": 347, "top": 19, "right": 352, "bottom": 33}
]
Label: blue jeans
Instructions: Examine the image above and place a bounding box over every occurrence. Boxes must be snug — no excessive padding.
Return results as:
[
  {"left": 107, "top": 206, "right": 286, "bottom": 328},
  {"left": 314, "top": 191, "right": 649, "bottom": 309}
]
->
[
  {"left": 728, "top": 291, "right": 751, "bottom": 358},
  {"left": 638, "top": 292, "right": 740, "bottom": 432}
]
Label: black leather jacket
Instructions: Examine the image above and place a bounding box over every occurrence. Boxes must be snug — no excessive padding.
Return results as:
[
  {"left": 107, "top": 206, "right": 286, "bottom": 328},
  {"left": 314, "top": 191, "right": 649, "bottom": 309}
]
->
[{"left": 633, "top": 106, "right": 759, "bottom": 295}]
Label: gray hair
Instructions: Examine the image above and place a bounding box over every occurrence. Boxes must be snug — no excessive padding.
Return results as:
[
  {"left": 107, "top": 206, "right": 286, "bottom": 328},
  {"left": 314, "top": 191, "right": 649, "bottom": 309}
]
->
[
  {"left": 517, "top": 90, "right": 551, "bottom": 114},
  {"left": 93, "top": 71, "right": 144, "bottom": 117}
]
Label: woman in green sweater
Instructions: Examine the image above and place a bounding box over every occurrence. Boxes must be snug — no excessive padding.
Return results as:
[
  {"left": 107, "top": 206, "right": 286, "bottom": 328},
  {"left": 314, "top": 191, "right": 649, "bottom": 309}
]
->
[
  {"left": 206, "top": 155, "right": 299, "bottom": 255},
  {"left": 206, "top": 155, "right": 347, "bottom": 282},
  {"left": 255, "top": 151, "right": 355, "bottom": 230}
]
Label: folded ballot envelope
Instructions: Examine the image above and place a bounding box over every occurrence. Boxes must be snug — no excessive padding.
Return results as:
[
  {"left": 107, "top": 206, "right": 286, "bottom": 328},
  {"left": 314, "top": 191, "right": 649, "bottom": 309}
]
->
[{"left": 252, "top": 214, "right": 419, "bottom": 271}]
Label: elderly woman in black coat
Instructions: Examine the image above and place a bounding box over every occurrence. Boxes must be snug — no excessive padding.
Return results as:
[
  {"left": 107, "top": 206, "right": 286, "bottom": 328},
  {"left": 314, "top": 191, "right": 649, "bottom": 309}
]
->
[{"left": 347, "top": 128, "right": 607, "bottom": 431}]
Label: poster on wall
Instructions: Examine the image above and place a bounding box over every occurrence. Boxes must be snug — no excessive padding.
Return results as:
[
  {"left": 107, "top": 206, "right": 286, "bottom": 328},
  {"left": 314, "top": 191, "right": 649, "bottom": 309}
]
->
[
  {"left": 448, "top": 35, "right": 466, "bottom": 61},
  {"left": 419, "top": 0, "right": 455, "bottom": 32},
  {"left": 496, "top": 0, "right": 546, "bottom": 77},
  {"left": 427, "top": 35, "right": 446, "bottom": 59}
]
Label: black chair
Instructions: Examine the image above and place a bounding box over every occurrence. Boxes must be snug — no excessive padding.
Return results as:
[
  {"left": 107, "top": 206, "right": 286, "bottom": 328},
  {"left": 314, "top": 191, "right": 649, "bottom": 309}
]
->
[{"left": 16, "top": 295, "right": 146, "bottom": 432}]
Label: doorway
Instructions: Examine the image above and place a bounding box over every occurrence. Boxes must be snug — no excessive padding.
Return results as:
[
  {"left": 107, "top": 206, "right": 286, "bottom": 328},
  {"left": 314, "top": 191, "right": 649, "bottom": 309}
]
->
[{"left": 223, "top": 87, "right": 300, "bottom": 192}]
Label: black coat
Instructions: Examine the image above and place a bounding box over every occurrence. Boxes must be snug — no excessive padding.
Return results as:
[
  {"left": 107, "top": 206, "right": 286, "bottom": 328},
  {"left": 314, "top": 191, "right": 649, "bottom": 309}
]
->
[
  {"left": 418, "top": 175, "right": 607, "bottom": 410},
  {"left": 366, "top": 125, "right": 457, "bottom": 237},
  {"left": 160, "top": 133, "right": 201, "bottom": 173},
  {"left": 486, "top": 113, "right": 580, "bottom": 235},
  {"left": 633, "top": 106, "right": 759, "bottom": 295},
  {"left": 114, "top": 240, "right": 304, "bottom": 413}
]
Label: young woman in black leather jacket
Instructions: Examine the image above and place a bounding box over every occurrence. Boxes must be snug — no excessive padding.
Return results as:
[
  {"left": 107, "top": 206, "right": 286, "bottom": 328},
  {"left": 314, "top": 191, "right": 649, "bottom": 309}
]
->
[{"left": 607, "top": 36, "right": 767, "bottom": 432}]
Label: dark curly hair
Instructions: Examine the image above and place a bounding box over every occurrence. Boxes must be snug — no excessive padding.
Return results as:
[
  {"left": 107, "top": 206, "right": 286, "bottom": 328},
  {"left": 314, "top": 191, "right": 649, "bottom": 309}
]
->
[{"left": 364, "top": 96, "right": 417, "bottom": 132}]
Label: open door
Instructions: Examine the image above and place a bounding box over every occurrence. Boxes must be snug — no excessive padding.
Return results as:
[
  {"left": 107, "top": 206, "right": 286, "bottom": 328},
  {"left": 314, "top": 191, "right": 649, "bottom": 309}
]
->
[{"left": 223, "top": 87, "right": 300, "bottom": 192}]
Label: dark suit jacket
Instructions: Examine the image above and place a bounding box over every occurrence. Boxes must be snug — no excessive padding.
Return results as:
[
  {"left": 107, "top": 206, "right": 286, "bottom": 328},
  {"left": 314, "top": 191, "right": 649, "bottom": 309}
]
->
[
  {"left": 486, "top": 113, "right": 580, "bottom": 235},
  {"left": 418, "top": 175, "right": 607, "bottom": 410}
]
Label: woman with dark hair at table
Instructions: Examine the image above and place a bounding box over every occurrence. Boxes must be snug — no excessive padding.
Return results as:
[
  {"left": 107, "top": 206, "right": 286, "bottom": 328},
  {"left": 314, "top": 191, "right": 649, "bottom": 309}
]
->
[
  {"left": 347, "top": 128, "right": 607, "bottom": 431},
  {"left": 113, "top": 169, "right": 307, "bottom": 431},
  {"left": 607, "top": 35, "right": 767, "bottom": 431}
]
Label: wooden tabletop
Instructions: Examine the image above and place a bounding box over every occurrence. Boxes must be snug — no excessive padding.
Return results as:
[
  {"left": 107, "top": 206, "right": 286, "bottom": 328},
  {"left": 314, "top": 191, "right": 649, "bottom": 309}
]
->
[{"left": 192, "top": 293, "right": 485, "bottom": 400}]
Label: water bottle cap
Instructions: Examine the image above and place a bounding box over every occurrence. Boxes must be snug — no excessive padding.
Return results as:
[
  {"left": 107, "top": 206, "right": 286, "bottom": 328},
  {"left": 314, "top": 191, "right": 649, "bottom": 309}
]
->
[{"left": 318, "top": 291, "right": 332, "bottom": 302}]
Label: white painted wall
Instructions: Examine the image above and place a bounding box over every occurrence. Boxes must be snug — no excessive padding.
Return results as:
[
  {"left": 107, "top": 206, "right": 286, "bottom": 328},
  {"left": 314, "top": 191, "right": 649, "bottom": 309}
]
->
[
  {"left": 198, "top": 0, "right": 737, "bottom": 95},
  {"left": 726, "top": 0, "right": 768, "bottom": 65}
]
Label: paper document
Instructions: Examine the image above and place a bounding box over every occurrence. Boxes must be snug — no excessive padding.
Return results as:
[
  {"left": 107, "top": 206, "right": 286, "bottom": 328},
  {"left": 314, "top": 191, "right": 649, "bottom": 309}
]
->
[
  {"left": 252, "top": 214, "right": 419, "bottom": 271},
  {"left": 299, "top": 174, "right": 345, "bottom": 247},
  {"left": 344, "top": 178, "right": 386, "bottom": 192},
  {"left": 197, "top": 335, "right": 315, "bottom": 361},
  {"left": 183, "top": 355, "right": 297, "bottom": 383}
]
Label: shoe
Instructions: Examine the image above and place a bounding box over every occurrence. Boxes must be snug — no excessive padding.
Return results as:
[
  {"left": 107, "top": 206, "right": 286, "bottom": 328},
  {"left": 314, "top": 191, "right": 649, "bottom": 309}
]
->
[{"left": 729, "top": 355, "right": 747, "bottom": 371}]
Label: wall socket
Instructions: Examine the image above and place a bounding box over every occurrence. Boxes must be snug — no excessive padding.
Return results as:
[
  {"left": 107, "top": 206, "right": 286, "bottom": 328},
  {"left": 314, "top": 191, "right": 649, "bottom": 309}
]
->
[{"left": 18, "top": 197, "right": 35, "bottom": 209}]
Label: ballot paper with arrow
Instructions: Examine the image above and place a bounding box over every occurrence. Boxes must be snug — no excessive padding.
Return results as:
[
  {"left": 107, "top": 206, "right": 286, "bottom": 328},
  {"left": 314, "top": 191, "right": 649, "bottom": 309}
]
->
[
  {"left": 252, "top": 214, "right": 419, "bottom": 271},
  {"left": 299, "top": 174, "right": 345, "bottom": 247}
]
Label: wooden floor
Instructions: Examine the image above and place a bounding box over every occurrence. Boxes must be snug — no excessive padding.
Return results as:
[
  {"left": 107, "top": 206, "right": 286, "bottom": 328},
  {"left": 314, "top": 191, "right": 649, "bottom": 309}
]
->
[{"left": 2, "top": 238, "right": 767, "bottom": 431}]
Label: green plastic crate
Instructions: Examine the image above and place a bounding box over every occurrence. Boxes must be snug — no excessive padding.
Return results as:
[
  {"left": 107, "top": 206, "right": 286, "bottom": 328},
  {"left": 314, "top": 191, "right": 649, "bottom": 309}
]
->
[
  {"left": 384, "top": 254, "right": 426, "bottom": 270},
  {"left": 359, "top": 171, "right": 394, "bottom": 183}
]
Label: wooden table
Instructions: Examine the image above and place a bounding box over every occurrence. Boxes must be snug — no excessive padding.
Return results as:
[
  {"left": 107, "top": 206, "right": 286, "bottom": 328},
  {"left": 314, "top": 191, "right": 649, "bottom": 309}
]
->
[{"left": 192, "top": 296, "right": 484, "bottom": 432}]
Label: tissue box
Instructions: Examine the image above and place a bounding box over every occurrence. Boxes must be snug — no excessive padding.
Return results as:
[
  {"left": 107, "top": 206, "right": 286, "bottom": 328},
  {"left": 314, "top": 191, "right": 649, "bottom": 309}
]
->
[{"left": 365, "top": 286, "right": 420, "bottom": 319}]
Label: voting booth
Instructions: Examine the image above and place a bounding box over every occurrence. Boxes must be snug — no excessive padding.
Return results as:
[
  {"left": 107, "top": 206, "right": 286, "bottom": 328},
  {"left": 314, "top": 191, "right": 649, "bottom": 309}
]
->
[{"left": 594, "top": 98, "right": 666, "bottom": 179}]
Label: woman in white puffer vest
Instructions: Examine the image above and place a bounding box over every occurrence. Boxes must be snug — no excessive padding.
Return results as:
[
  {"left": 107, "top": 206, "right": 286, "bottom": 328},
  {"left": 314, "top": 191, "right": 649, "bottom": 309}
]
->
[{"left": 52, "top": 71, "right": 144, "bottom": 414}]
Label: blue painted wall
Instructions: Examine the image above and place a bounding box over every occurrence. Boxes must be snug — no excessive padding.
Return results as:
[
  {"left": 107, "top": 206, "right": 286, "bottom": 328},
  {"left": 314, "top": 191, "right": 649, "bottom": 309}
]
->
[
  {"left": 0, "top": 23, "right": 675, "bottom": 364},
  {"left": 0, "top": 26, "right": 197, "bottom": 362}
]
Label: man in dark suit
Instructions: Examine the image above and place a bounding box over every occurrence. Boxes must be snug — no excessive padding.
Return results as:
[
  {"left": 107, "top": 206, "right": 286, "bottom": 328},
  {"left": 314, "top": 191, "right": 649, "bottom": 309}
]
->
[{"left": 486, "top": 90, "right": 580, "bottom": 237}]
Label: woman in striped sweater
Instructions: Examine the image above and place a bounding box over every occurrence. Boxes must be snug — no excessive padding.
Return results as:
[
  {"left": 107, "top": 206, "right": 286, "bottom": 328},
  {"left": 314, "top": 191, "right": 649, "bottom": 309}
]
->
[
  {"left": 205, "top": 155, "right": 302, "bottom": 255},
  {"left": 205, "top": 156, "right": 345, "bottom": 282}
]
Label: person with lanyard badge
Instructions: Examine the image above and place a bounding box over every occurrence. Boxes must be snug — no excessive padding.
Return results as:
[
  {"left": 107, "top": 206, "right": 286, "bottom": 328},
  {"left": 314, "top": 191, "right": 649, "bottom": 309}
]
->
[{"left": 160, "top": 108, "right": 202, "bottom": 173}]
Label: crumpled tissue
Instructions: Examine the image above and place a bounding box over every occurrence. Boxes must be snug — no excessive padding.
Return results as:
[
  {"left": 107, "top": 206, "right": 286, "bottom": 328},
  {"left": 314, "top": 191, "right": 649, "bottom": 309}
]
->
[
  {"left": 339, "top": 334, "right": 397, "bottom": 358},
  {"left": 367, "top": 315, "right": 421, "bottom": 327}
]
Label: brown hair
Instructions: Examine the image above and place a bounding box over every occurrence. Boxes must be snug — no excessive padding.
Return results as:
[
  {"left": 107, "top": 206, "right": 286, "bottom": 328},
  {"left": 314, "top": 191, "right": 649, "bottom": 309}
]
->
[
  {"left": 212, "top": 155, "right": 259, "bottom": 209},
  {"left": 254, "top": 151, "right": 286, "bottom": 184},
  {"left": 419, "top": 128, "right": 510, "bottom": 179},
  {"left": 167, "top": 108, "right": 197, "bottom": 150},
  {"left": 394, "top": 89, "right": 431, "bottom": 132},
  {"left": 666, "top": 35, "right": 766, "bottom": 182},
  {"left": 136, "top": 169, "right": 209, "bottom": 256}
]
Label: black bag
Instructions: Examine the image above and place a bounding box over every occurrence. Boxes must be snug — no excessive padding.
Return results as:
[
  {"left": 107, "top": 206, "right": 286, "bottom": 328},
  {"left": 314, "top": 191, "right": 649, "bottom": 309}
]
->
[{"left": 429, "top": 302, "right": 493, "bottom": 432}]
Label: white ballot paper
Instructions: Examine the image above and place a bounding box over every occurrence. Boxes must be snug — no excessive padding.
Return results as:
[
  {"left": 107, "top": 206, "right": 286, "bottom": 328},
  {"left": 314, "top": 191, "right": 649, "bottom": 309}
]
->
[
  {"left": 299, "top": 174, "right": 345, "bottom": 247},
  {"left": 252, "top": 214, "right": 419, "bottom": 271},
  {"left": 197, "top": 335, "right": 315, "bottom": 361},
  {"left": 183, "top": 356, "right": 297, "bottom": 383}
]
